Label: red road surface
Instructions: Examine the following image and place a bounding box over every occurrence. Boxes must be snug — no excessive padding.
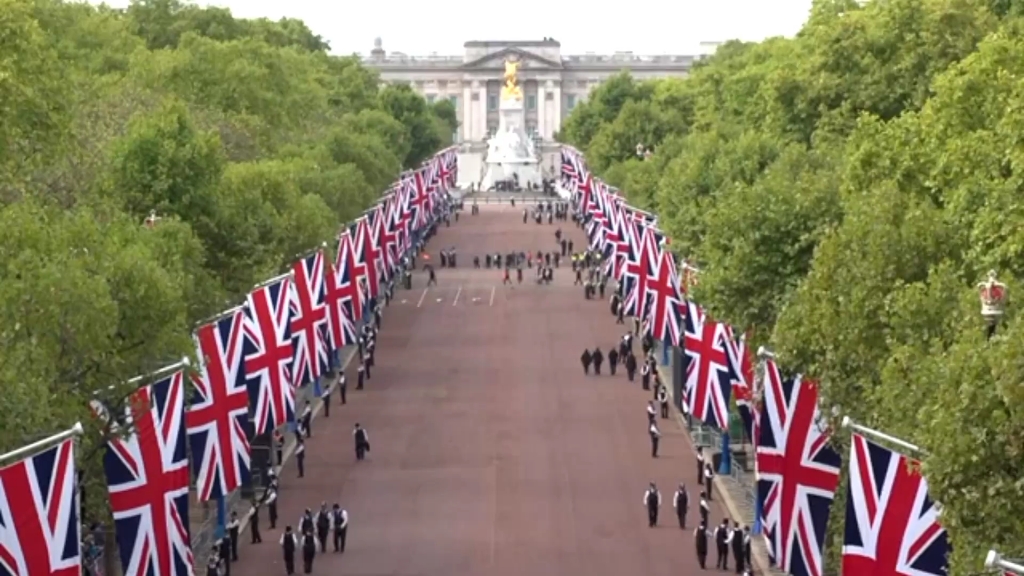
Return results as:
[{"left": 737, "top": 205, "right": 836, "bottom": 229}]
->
[{"left": 229, "top": 205, "right": 730, "bottom": 575}]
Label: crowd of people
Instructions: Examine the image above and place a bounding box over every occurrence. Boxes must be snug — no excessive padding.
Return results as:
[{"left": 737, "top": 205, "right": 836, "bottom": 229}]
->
[
  {"left": 569, "top": 207, "right": 756, "bottom": 574},
  {"left": 194, "top": 202, "right": 455, "bottom": 576}
]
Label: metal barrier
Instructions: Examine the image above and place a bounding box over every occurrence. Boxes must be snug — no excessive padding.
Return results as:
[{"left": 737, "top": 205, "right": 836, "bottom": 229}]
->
[{"left": 465, "top": 194, "right": 560, "bottom": 204}]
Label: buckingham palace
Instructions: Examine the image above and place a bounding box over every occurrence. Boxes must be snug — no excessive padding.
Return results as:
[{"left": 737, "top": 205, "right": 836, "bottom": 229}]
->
[{"left": 363, "top": 38, "right": 713, "bottom": 144}]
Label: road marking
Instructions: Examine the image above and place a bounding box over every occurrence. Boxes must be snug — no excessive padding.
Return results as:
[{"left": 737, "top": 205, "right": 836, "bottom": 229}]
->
[
  {"left": 416, "top": 288, "right": 428, "bottom": 308},
  {"left": 453, "top": 286, "right": 462, "bottom": 306},
  {"left": 489, "top": 286, "right": 496, "bottom": 307}
]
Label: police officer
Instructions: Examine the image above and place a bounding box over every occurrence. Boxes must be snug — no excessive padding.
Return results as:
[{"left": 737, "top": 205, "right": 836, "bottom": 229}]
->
[
  {"left": 699, "top": 491, "right": 710, "bottom": 525},
  {"left": 592, "top": 348, "right": 604, "bottom": 375},
  {"left": 704, "top": 463, "right": 715, "bottom": 501},
  {"left": 280, "top": 527, "right": 298, "bottom": 575},
  {"left": 696, "top": 446, "right": 705, "bottom": 484},
  {"left": 295, "top": 437, "right": 306, "bottom": 478},
  {"left": 657, "top": 385, "right": 669, "bottom": 419},
  {"left": 332, "top": 504, "right": 349, "bottom": 553},
  {"left": 338, "top": 373, "right": 347, "bottom": 405},
  {"left": 354, "top": 423, "right": 370, "bottom": 461},
  {"left": 649, "top": 420, "right": 661, "bottom": 458},
  {"left": 715, "top": 519, "right": 731, "bottom": 570},
  {"left": 643, "top": 482, "right": 661, "bottom": 527},
  {"left": 646, "top": 401, "right": 657, "bottom": 426},
  {"left": 641, "top": 361, "right": 652, "bottom": 390},
  {"left": 607, "top": 347, "right": 619, "bottom": 376},
  {"left": 301, "top": 530, "right": 317, "bottom": 574},
  {"left": 625, "top": 352, "right": 637, "bottom": 382},
  {"left": 732, "top": 521, "right": 745, "bottom": 573},
  {"left": 673, "top": 483, "right": 689, "bottom": 529},
  {"left": 315, "top": 503, "right": 331, "bottom": 552},
  {"left": 226, "top": 510, "right": 240, "bottom": 561},
  {"left": 580, "top": 349, "right": 593, "bottom": 375},
  {"left": 694, "top": 522, "right": 710, "bottom": 569},
  {"left": 299, "top": 509, "right": 314, "bottom": 536},
  {"left": 248, "top": 497, "right": 263, "bottom": 544},
  {"left": 205, "top": 545, "right": 222, "bottom": 576}
]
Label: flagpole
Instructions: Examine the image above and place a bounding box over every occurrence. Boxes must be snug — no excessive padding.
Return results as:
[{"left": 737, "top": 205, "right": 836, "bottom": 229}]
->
[
  {"left": 987, "top": 550, "right": 1024, "bottom": 574},
  {"left": 752, "top": 346, "right": 774, "bottom": 536},
  {"left": 292, "top": 241, "right": 329, "bottom": 263},
  {"left": 0, "top": 422, "right": 84, "bottom": 467},
  {"left": 253, "top": 271, "right": 292, "bottom": 290},
  {"left": 126, "top": 356, "right": 191, "bottom": 385},
  {"left": 195, "top": 303, "right": 246, "bottom": 329},
  {"left": 840, "top": 417, "right": 923, "bottom": 454}
]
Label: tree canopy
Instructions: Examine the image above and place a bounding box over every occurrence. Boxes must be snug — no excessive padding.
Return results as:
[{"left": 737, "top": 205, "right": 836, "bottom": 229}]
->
[
  {"left": 561, "top": 0, "right": 1024, "bottom": 571},
  {"left": 0, "top": 0, "right": 453, "bottom": 528}
]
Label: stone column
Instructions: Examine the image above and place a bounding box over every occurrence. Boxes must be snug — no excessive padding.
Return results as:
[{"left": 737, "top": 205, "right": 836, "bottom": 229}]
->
[
  {"left": 462, "top": 82, "right": 472, "bottom": 141},
  {"left": 552, "top": 81, "right": 562, "bottom": 139},
  {"left": 476, "top": 81, "right": 487, "bottom": 141},
  {"left": 537, "top": 82, "right": 547, "bottom": 141}
]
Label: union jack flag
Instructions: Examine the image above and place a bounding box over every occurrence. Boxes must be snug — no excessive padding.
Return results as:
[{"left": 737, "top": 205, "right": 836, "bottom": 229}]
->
[
  {"left": 757, "top": 360, "right": 841, "bottom": 576},
  {"left": 0, "top": 437, "right": 80, "bottom": 576},
  {"left": 290, "top": 252, "right": 330, "bottom": 386},
  {"left": 353, "top": 215, "right": 383, "bottom": 299},
  {"left": 244, "top": 277, "right": 296, "bottom": 435},
  {"left": 644, "top": 249, "right": 686, "bottom": 346},
  {"left": 186, "top": 311, "right": 251, "bottom": 501},
  {"left": 724, "top": 327, "right": 755, "bottom": 440},
  {"left": 325, "top": 233, "right": 362, "bottom": 349},
  {"left": 103, "top": 372, "right": 194, "bottom": 576},
  {"left": 843, "top": 433, "right": 949, "bottom": 575},
  {"left": 682, "top": 300, "right": 733, "bottom": 429}
]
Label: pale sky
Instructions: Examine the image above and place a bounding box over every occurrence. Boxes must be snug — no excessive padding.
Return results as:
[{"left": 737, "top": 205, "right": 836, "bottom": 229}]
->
[{"left": 94, "top": 0, "right": 814, "bottom": 56}]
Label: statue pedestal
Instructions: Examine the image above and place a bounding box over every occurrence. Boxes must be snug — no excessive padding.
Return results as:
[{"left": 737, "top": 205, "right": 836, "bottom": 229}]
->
[{"left": 480, "top": 97, "right": 541, "bottom": 192}]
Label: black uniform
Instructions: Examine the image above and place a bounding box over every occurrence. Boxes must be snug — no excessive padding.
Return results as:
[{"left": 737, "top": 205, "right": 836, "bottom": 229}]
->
[
  {"left": 249, "top": 499, "right": 262, "bottom": 543},
  {"left": 649, "top": 422, "right": 661, "bottom": 457},
  {"left": 295, "top": 439, "right": 305, "bottom": 478},
  {"left": 673, "top": 486, "right": 689, "bottom": 529},
  {"left": 704, "top": 464, "right": 715, "bottom": 501},
  {"left": 592, "top": 349, "right": 604, "bottom": 375},
  {"left": 281, "top": 530, "right": 298, "bottom": 575},
  {"left": 657, "top": 386, "right": 669, "bottom": 418},
  {"left": 302, "top": 533, "right": 316, "bottom": 573},
  {"left": 641, "top": 363, "right": 651, "bottom": 390},
  {"left": 732, "top": 523, "right": 745, "bottom": 573},
  {"left": 354, "top": 425, "right": 370, "bottom": 460},
  {"left": 266, "top": 489, "right": 279, "bottom": 529},
  {"left": 643, "top": 486, "right": 661, "bottom": 527},
  {"left": 333, "top": 506, "right": 348, "bottom": 552},
  {"left": 607, "top": 349, "right": 619, "bottom": 375},
  {"left": 695, "top": 524, "right": 709, "bottom": 569},
  {"left": 226, "top": 512, "right": 240, "bottom": 560},
  {"left": 696, "top": 448, "right": 705, "bottom": 484},
  {"left": 338, "top": 374, "right": 347, "bottom": 405},
  {"left": 715, "top": 521, "right": 730, "bottom": 570},
  {"left": 625, "top": 353, "right": 637, "bottom": 381},
  {"left": 699, "top": 493, "right": 710, "bottom": 525},
  {"left": 315, "top": 506, "right": 330, "bottom": 552},
  {"left": 580, "top": 349, "right": 592, "bottom": 375}
]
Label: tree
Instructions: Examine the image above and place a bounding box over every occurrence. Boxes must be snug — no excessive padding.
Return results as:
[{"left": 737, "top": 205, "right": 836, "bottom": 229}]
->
[{"left": 560, "top": 0, "right": 1024, "bottom": 570}]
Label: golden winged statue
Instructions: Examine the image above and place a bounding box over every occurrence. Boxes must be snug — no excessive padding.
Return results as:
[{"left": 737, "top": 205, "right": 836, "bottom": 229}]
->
[{"left": 501, "top": 58, "right": 522, "bottom": 101}]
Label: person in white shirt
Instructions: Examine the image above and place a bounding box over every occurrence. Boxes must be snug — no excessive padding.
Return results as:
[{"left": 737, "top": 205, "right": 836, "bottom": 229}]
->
[
  {"left": 280, "top": 527, "right": 298, "bottom": 575},
  {"left": 646, "top": 402, "right": 657, "bottom": 426},
  {"left": 673, "top": 483, "right": 689, "bottom": 529},
  {"left": 332, "top": 504, "right": 349, "bottom": 553},
  {"left": 715, "top": 519, "right": 731, "bottom": 570},
  {"left": 649, "top": 422, "right": 661, "bottom": 458},
  {"left": 699, "top": 491, "right": 710, "bottom": 525},
  {"left": 354, "top": 423, "right": 370, "bottom": 461},
  {"left": 643, "top": 482, "right": 662, "bottom": 527},
  {"left": 704, "top": 463, "right": 715, "bottom": 501},
  {"left": 696, "top": 446, "right": 705, "bottom": 484}
]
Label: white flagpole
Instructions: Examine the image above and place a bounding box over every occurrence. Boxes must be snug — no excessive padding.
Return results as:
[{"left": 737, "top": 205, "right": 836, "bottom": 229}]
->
[
  {"left": 253, "top": 271, "right": 293, "bottom": 290},
  {"left": 988, "top": 550, "right": 1024, "bottom": 574},
  {"left": 0, "top": 422, "right": 84, "bottom": 467},
  {"left": 126, "top": 356, "right": 191, "bottom": 386},
  {"left": 840, "top": 416, "right": 923, "bottom": 454}
]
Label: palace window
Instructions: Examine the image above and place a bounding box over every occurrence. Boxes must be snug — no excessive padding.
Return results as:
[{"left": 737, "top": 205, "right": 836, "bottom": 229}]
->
[
  {"left": 487, "top": 95, "right": 498, "bottom": 111},
  {"left": 527, "top": 95, "right": 536, "bottom": 110},
  {"left": 449, "top": 95, "right": 458, "bottom": 107},
  {"left": 545, "top": 91, "right": 554, "bottom": 100},
  {"left": 567, "top": 95, "right": 577, "bottom": 109},
  {"left": 427, "top": 94, "right": 436, "bottom": 103}
]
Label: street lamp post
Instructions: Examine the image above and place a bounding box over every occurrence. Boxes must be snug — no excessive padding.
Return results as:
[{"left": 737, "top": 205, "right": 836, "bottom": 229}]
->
[{"left": 986, "top": 549, "right": 1024, "bottom": 574}]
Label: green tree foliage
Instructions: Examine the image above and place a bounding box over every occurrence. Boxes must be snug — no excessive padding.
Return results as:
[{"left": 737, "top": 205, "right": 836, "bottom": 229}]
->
[
  {"left": 0, "top": 0, "right": 449, "bottom": 533},
  {"left": 561, "top": 0, "right": 1024, "bottom": 570}
]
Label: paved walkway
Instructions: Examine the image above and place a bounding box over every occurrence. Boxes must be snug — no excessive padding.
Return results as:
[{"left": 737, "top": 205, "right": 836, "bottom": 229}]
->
[{"left": 226, "top": 211, "right": 731, "bottom": 575}]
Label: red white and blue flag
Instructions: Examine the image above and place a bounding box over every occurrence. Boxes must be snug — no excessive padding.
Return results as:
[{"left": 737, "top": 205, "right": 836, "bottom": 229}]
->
[
  {"left": 187, "top": 310, "right": 251, "bottom": 501},
  {"left": 244, "top": 276, "right": 296, "bottom": 434},
  {"left": 103, "top": 372, "right": 194, "bottom": 576},
  {"left": 290, "top": 251, "right": 330, "bottom": 386},
  {"left": 842, "top": 433, "right": 949, "bottom": 575},
  {"left": 644, "top": 249, "right": 686, "bottom": 346},
  {"left": 724, "top": 327, "right": 756, "bottom": 440},
  {"left": 682, "top": 300, "right": 733, "bottom": 429},
  {"left": 325, "top": 231, "right": 363, "bottom": 348},
  {"left": 352, "top": 216, "right": 383, "bottom": 300},
  {"left": 757, "top": 360, "right": 841, "bottom": 576},
  {"left": 0, "top": 437, "right": 80, "bottom": 576}
]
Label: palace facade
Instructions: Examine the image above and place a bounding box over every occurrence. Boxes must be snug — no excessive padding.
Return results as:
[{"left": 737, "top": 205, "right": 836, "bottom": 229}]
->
[{"left": 363, "top": 38, "right": 709, "bottom": 145}]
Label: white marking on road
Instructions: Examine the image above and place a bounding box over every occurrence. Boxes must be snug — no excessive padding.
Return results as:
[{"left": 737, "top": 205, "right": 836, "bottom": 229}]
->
[
  {"left": 453, "top": 286, "right": 462, "bottom": 306},
  {"left": 416, "top": 288, "right": 428, "bottom": 308},
  {"left": 401, "top": 299, "right": 408, "bottom": 304},
  {"left": 489, "top": 285, "right": 496, "bottom": 307}
]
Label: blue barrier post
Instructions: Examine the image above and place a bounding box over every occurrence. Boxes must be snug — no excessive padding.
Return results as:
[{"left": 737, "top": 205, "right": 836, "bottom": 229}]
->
[
  {"left": 753, "top": 490, "right": 763, "bottom": 535},
  {"left": 718, "top": 429, "right": 732, "bottom": 475},
  {"left": 215, "top": 494, "right": 227, "bottom": 540},
  {"left": 661, "top": 336, "right": 670, "bottom": 366},
  {"left": 313, "top": 376, "right": 322, "bottom": 398}
]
